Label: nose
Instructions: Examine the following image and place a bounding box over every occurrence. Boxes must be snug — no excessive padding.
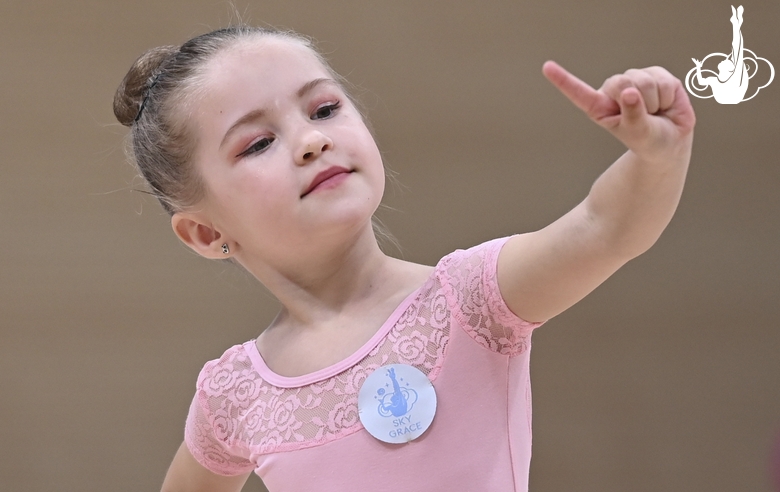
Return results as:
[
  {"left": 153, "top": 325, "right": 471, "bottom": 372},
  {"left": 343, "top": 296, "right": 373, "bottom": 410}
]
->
[{"left": 295, "top": 129, "right": 333, "bottom": 165}]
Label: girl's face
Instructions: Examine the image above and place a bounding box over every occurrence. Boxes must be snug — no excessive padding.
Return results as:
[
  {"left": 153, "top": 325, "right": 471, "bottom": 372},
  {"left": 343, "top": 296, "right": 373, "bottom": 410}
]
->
[{"left": 188, "top": 37, "right": 385, "bottom": 262}]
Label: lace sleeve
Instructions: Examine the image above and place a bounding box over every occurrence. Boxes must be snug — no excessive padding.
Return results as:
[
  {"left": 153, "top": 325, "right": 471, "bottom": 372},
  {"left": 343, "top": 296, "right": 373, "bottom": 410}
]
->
[
  {"left": 438, "top": 236, "right": 544, "bottom": 356},
  {"left": 184, "top": 358, "right": 256, "bottom": 476}
]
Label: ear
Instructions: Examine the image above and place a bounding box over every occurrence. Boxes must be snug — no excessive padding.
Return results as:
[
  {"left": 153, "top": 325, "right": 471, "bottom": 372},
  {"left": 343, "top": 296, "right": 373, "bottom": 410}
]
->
[{"left": 171, "top": 212, "right": 228, "bottom": 259}]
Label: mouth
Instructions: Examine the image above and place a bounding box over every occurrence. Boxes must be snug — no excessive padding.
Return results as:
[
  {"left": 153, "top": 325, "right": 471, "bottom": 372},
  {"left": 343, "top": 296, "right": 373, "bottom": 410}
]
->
[{"left": 301, "top": 166, "right": 353, "bottom": 197}]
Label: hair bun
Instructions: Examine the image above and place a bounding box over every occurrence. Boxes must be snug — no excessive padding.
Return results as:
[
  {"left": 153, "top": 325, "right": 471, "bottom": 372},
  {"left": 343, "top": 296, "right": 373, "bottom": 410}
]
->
[{"left": 113, "top": 45, "right": 178, "bottom": 126}]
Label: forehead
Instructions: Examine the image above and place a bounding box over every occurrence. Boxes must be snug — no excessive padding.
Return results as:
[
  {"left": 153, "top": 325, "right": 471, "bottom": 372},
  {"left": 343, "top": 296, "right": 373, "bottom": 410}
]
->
[
  {"left": 188, "top": 37, "right": 339, "bottom": 161},
  {"left": 199, "top": 37, "right": 332, "bottom": 96}
]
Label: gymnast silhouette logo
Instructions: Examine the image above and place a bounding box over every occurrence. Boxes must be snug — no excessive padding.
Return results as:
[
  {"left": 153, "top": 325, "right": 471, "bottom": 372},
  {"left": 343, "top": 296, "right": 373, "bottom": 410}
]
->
[
  {"left": 358, "top": 363, "right": 436, "bottom": 443},
  {"left": 375, "top": 367, "right": 418, "bottom": 417},
  {"left": 685, "top": 5, "right": 774, "bottom": 104}
]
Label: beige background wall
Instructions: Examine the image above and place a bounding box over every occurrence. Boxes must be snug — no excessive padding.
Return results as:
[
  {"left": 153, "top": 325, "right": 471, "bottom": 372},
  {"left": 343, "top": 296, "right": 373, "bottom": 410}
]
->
[{"left": 1, "top": 1, "right": 778, "bottom": 491}]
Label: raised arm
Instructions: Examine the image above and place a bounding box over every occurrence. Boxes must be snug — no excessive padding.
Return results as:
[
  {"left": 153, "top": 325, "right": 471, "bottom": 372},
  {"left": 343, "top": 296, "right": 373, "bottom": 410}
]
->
[{"left": 497, "top": 61, "right": 695, "bottom": 323}]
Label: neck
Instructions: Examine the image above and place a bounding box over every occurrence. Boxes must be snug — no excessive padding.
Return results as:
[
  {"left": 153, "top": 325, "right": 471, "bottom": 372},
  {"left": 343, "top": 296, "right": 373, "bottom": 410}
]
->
[{"left": 239, "top": 223, "right": 397, "bottom": 328}]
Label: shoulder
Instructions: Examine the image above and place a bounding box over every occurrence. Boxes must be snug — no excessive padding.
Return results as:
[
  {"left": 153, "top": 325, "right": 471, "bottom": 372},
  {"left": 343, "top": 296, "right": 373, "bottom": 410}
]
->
[
  {"left": 433, "top": 236, "right": 543, "bottom": 353},
  {"left": 435, "top": 236, "right": 514, "bottom": 281},
  {"left": 185, "top": 344, "right": 259, "bottom": 476},
  {"left": 441, "top": 236, "right": 513, "bottom": 261},
  {"left": 432, "top": 235, "right": 515, "bottom": 312},
  {"left": 196, "top": 342, "right": 258, "bottom": 396}
]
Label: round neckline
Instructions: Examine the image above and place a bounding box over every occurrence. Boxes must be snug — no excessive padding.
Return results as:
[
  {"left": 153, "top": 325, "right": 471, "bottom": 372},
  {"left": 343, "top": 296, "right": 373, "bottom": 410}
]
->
[{"left": 244, "top": 278, "right": 430, "bottom": 389}]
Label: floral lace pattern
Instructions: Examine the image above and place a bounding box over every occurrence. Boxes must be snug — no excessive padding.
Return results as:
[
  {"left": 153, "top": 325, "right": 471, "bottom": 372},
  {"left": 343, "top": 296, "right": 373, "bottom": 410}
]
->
[
  {"left": 185, "top": 236, "right": 539, "bottom": 475},
  {"left": 439, "top": 236, "right": 534, "bottom": 356}
]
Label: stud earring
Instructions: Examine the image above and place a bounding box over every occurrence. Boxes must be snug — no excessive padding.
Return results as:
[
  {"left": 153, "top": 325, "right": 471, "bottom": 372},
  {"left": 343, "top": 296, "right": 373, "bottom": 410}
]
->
[{"left": 221, "top": 243, "right": 230, "bottom": 255}]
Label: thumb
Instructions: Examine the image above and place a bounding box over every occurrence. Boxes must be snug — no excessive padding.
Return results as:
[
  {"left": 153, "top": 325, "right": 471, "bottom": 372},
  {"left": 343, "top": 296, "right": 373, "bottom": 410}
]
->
[
  {"left": 615, "top": 87, "right": 651, "bottom": 134},
  {"left": 608, "top": 87, "right": 653, "bottom": 148}
]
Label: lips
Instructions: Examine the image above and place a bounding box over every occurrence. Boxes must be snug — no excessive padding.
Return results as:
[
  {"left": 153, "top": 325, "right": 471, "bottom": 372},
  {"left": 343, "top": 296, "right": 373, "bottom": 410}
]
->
[{"left": 302, "top": 166, "right": 351, "bottom": 197}]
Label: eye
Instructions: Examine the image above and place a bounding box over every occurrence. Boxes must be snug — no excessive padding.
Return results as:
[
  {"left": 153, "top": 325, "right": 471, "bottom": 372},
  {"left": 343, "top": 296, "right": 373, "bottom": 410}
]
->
[
  {"left": 236, "top": 137, "right": 274, "bottom": 158},
  {"left": 312, "top": 101, "right": 341, "bottom": 120}
]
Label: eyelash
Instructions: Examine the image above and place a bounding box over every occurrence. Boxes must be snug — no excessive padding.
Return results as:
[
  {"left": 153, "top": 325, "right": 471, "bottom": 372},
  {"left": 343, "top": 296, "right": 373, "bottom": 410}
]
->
[
  {"left": 236, "top": 137, "right": 274, "bottom": 159},
  {"left": 235, "top": 101, "right": 342, "bottom": 159},
  {"left": 312, "top": 101, "right": 341, "bottom": 120}
]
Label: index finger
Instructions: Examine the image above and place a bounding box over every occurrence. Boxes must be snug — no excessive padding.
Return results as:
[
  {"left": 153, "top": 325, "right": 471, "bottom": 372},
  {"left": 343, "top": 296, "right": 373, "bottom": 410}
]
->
[{"left": 542, "top": 61, "right": 618, "bottom": 119}]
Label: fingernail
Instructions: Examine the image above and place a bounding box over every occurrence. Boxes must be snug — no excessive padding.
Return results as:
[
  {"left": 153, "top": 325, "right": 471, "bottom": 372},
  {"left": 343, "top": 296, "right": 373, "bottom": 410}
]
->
[{"left": 624, "top": 91, "right": 639, "bottom": 105}]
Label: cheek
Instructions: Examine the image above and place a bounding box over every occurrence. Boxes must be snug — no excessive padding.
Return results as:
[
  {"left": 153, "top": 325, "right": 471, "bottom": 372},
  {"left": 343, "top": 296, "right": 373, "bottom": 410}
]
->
[
  {"left": 209, "top": 167, "right": 291, "bottom": 223},
  {"left": 362, "top": 134, "right": 385, "bottom": 190},
  {"left": 370, "top": 150, "right": 386, "bottom": 191},
  {"left": 345, "top": 121, "right": 382, "bottom": 171}
]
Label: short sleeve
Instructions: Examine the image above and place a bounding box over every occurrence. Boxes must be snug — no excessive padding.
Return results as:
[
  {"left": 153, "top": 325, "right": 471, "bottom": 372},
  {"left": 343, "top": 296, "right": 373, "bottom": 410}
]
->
[
  {"left": 184, "top": 359, "right": 256, "bottom": 476},
  {"left": 437, "top": 235, "right": 545, "bottom": 356}
]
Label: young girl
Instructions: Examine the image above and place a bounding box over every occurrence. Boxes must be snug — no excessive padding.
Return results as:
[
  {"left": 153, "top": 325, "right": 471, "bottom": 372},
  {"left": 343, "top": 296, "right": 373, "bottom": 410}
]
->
[{"left": 113, "top": 25, "right": 694, "bottom": 492}]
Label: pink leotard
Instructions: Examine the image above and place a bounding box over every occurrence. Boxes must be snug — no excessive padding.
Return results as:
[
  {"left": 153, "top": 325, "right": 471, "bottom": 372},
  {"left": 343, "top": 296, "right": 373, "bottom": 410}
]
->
[{"left": 185, "top": 236, "right": 544, "bottom": 491}]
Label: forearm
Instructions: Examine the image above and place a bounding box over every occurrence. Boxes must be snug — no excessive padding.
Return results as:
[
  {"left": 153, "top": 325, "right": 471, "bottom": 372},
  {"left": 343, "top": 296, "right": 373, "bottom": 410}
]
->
[
  {"left": 500, "top": 62, "right": 697, "bottom": 322},
  {"left": 583, "top": 142, "right": 692, "bottom": 259}
]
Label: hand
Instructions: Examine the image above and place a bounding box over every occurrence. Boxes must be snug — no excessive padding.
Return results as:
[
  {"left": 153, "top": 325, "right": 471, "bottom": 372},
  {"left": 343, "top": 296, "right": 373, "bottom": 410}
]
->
[
  {"left": 542, "top": 61, "right": 696, "bottom": 163},
  {"left": 692, "top": 58, "right": 702, "bottom": 68}
]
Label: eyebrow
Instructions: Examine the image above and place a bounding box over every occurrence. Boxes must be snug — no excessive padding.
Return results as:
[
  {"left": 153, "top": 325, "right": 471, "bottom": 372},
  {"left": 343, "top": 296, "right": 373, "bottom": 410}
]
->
[{"left": 219, "top": 78, "right": 338, "bottom": 150}]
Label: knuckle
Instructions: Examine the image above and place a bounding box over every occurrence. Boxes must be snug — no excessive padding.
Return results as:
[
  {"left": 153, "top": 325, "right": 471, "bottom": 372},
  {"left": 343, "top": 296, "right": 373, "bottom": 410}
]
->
[
  {"left": 622, "top": 69, "right": 656, "bottom": 93},
  {"left": 602, "top": 74, "right": 629, "bottom": 94},
  {"left": 659, "top": 79, "right": 675, "bottom": 94},
  {"left": 635, "top": 75, "right": 656, "bottom": 92}
]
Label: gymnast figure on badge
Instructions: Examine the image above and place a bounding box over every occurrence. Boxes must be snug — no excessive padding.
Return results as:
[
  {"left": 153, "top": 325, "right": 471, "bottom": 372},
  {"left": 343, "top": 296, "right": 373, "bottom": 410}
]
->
[{"left": 691, "top": 5, "right": 748, "bottom": 104}]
